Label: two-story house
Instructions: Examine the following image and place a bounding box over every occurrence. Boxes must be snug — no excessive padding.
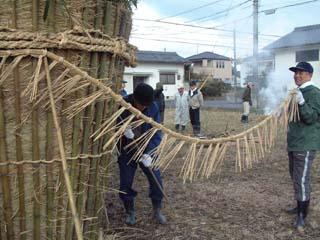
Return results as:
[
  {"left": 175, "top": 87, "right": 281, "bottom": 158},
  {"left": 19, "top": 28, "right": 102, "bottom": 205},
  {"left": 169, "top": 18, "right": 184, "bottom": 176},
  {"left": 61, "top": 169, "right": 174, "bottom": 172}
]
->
[{"left": 186, "top": 51, "right": 233, "bottom": 84}]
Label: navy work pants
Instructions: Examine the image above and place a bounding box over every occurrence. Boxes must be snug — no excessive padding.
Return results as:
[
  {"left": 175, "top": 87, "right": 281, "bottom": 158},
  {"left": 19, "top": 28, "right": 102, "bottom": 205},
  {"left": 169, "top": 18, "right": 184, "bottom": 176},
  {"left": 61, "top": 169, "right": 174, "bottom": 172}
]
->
[
  {"left": 189, "top": 107, "right": 200, "bottom": 134},
  {"left": 118, "top": 153, "right": 164, "bottom": 203}
]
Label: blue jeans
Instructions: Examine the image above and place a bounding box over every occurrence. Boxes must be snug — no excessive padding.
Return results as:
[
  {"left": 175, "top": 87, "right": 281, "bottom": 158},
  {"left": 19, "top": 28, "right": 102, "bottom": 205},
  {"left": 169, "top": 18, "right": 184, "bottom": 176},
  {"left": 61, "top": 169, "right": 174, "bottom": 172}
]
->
[{"left": 118, "top": 153, "right": 164, "bottom": 203}]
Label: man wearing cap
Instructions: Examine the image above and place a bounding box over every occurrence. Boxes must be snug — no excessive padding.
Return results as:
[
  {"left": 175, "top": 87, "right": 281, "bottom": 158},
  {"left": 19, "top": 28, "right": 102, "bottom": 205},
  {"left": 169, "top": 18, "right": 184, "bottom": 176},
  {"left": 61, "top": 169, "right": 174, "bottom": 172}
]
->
[
  {"left": 174, "top": 84, "right": 189, "bottom": 132},
  {"left": 120, "top": 80, "right": 128, "bottom": 97},
  {"left": 286, "top": 61, "right": 320, "bottom": 230},
  {"left": 154, "top": 82, "right": 166, "bottom": 123},
  {"left": 117, "top": 83, "right": 166, "bottom": 226},
  {"left": 188, "top": 80, "right": 204, "bottom": 136},
  {"left": 241, "top": 82, "right": 253, "bottom": 123}
]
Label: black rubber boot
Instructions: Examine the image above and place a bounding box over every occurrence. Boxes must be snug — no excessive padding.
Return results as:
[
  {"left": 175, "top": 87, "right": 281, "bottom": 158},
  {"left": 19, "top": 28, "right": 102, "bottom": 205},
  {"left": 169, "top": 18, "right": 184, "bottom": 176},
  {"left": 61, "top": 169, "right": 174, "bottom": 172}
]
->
[
  {"left": 294, "top": 200, "right": 309, "bottom": 229},
  {"left": 286, "top": 206, "right": 298, "bottom": 215},
  {"left": 241, "top": 115, "right": 246, "bottom": 123},
  {"left": 152, "top": 200, "right": 167, "bottom": 224},
  {"left": 181, "top": 125, "right": 186, "bottom": 132},
  {"left": 175, "top": 124, "right": 180, "bottom": 131},
  {"left": 123, "top": 201, "right": 136, "bottom": 225}
]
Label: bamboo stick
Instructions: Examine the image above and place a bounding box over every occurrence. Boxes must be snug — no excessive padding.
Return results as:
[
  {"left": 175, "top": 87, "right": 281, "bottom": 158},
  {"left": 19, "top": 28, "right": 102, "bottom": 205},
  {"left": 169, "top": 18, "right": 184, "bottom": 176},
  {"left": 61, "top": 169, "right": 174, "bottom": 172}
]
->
[
  {"left": 44, "top": 56, "right": 84, "bottom": 240},
  {"left": 0, "top": 72, "right": 14, "bottom": 240}
]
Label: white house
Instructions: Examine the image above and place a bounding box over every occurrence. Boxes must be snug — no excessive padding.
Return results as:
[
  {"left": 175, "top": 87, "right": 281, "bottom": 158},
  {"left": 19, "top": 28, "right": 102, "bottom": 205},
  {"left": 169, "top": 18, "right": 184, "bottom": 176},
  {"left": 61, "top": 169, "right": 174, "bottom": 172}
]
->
[
  {"left": 264, "top": 24, "right": 320, "bottom": 85},
  {"left": 124, "top": 50, "right": 185, "bottom": 99},
  {"left": 240, "top": 52, "right": 274, "bottom": 87}
]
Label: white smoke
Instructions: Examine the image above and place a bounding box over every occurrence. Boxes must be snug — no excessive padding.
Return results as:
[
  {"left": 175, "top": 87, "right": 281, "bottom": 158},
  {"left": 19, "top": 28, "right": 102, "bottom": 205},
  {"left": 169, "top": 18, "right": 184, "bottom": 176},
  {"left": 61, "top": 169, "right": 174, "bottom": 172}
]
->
[{"left": 259, "top": 70, "right": 295, "bottom": 114}]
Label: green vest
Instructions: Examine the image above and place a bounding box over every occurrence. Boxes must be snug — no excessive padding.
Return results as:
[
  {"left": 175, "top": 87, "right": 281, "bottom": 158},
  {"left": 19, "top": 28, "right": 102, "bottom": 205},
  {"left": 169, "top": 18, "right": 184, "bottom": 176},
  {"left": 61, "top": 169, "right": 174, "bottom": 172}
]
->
[{"left": 287, "top": 85, "right": 320, "bottom": 151}]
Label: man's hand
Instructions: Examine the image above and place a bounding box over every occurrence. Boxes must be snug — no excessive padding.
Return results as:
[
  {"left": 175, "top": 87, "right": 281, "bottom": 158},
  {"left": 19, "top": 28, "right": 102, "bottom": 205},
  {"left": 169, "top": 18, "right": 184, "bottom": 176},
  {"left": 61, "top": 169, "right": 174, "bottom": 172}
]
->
[
  {"left": 124, "top": 126, "right": 134, "bottom": 139},
  {"left": 140, "top": 154, "right": 152, "bottom": 167},
  {"left": 295, "top": 89, "right": 305, "bottom": 105}
]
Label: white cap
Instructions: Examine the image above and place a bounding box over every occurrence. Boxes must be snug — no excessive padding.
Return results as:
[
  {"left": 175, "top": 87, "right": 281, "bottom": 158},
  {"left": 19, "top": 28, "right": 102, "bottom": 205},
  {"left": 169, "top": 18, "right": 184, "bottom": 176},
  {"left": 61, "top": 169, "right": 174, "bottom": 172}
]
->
[{"left": 177, "top": 84, "right": 184, "bottom": 89}]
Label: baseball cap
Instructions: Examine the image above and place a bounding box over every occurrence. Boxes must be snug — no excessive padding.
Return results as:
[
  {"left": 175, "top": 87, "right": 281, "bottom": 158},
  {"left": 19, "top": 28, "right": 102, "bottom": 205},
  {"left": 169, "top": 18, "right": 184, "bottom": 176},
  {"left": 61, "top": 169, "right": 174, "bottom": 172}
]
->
[
  {"left": 122, "top": 80, "right": 128, "bottom": 83},
  {"left": 289, "top": 62, "right": 313, "bottom": 73}
]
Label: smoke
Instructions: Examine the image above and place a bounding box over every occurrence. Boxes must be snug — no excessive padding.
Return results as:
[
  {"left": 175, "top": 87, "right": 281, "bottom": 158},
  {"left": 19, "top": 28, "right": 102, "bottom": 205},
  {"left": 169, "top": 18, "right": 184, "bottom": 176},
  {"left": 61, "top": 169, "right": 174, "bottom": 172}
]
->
[{"left": 259, "top": 70, "right": 295, "bottom": 114}]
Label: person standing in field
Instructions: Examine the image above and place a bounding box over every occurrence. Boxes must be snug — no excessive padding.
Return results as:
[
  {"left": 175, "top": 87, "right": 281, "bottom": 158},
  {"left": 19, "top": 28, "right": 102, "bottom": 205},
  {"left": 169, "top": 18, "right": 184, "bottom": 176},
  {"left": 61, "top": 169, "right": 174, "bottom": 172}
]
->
[
  {"left": 154, "top": 82, "right": 166, "bottom": 124},
  {"left": 188, "top": 80, "right": 204, "bottom": 136},
  {"left": 241, "top": 82, "right": 253, "bottom": 123},
  {"left": 117, "top": 83, "right": 166, "bottom": 225},
  {"left": 286, "top": 62, "right": 320, "bottom": 230},
  {"left": 174, "top": 84, "right": 189, "bottom": 132}
]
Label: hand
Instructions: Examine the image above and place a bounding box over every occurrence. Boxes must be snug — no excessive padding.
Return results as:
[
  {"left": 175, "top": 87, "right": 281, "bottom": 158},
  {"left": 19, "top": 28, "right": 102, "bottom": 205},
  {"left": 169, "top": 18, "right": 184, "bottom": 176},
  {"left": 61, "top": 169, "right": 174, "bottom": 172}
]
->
[
  {"left": 294, "top": 89, "right": 305, "bottom": 105},
  {"left": 140, "top": 154, "right": 152, "bottom": 167},
  {"left": 124, "top": 126, "right": 134, "bottom": 139}
]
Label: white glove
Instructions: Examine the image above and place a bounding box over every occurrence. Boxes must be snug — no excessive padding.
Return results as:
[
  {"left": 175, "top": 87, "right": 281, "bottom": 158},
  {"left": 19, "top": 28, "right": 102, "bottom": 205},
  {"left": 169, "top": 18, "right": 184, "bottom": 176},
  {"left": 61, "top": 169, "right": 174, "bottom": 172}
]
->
[
  {"left": 140, "top": 154, "right": 152, "bottom": 167},
  {"left": 294, "top": 89, "right": 305, "bottom": 105},
  {"left": 124, "top": 126, "right": 134, "bottom": 139}
]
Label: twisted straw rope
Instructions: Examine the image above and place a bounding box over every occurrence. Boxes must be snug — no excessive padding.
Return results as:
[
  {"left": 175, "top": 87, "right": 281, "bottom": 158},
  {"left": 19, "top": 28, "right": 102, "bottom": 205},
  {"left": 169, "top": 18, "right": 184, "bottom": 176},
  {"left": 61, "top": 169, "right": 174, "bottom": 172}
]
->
[
  {"left": 0, "top": 28, "right": 137, "bottom": 66},
  {"left": 0, "top": 49, "right": 283, "bottom": 145}
]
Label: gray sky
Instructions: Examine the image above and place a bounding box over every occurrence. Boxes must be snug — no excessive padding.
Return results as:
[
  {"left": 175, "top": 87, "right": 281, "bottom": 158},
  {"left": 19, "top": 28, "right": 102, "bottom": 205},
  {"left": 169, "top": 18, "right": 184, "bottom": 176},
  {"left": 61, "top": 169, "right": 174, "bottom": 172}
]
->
[{"left": 129, "top": 0, "right": 320, "bottom": 58}]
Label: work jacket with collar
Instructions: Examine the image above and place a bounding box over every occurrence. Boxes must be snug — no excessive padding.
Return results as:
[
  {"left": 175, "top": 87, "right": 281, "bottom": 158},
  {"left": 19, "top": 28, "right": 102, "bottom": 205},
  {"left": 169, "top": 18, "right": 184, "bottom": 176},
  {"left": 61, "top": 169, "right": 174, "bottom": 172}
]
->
[{"left": 287, "top": 83, "right": 320, "bottom": 151}]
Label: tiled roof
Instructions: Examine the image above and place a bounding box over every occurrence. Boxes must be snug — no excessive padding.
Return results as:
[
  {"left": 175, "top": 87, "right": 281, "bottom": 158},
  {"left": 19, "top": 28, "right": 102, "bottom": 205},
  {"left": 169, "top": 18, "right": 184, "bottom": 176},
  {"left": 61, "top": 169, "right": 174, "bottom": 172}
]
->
[
  {"left": 136, "top": 50, "right": 185, "bottom": 63},
  {"left": 264, "top": 24, "right": 320, "bottom": 50},
  {"left": 186, "top": 51, "right": 231, "bottom": 61}
]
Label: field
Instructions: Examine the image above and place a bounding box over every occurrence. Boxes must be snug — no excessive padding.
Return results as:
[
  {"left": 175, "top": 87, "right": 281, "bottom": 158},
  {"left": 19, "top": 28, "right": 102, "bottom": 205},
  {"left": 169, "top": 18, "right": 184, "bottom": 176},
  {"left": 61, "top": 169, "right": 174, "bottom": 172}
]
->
[{"left": 104, "top": 108, "right": 320, "bottom": 240}]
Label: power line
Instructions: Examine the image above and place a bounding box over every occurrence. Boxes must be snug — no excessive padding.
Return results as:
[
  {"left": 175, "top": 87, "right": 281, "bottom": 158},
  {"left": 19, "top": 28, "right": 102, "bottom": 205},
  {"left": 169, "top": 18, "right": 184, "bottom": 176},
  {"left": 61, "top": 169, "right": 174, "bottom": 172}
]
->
[
  {"left": 130, "top": 36, "right": 252, "bottom": 49},
  {"left": 133, "top": 18, "right": 281, "bottom": 37},
  {"left": 157, "top": 0, "right": 225, "bottom": 21},
  {"left": 260, "top": 0, "right": 320, "bottom": 14},
  {"left": 185, "top": 0, "right": 251, "bottom": 23}
]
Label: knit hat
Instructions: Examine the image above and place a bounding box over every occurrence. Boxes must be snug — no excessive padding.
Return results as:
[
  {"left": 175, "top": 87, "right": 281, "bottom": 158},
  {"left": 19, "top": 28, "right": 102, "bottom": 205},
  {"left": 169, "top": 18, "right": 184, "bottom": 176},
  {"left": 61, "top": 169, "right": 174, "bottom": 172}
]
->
[{"left": 133, "top": 83, "right": 154, "bottom": 106}]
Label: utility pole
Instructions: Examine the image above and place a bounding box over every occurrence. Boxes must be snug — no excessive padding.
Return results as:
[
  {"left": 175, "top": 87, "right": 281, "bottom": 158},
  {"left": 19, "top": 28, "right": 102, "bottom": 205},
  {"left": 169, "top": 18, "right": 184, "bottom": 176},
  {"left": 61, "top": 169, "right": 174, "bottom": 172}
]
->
[
  {"left": 253, "top": 0, "right": 259, "bottom": 107},
  {"left": 233, "top": 25, "right": 237, "bottom": 103}
]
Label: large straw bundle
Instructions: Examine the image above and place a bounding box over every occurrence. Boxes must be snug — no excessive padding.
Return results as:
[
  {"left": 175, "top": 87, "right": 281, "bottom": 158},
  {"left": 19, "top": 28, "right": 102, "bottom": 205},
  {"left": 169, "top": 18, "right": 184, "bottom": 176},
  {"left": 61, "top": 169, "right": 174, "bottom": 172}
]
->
[{"left": 0, "top": 1, "right": 136, "bottom": 240}]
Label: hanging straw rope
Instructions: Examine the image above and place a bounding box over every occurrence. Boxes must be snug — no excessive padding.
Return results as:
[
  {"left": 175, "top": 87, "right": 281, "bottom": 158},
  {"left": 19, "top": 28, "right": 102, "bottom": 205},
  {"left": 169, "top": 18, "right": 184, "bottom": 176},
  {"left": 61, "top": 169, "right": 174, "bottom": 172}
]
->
[{"left": 0, "top": 49, "right": 298, "bottom": 183}]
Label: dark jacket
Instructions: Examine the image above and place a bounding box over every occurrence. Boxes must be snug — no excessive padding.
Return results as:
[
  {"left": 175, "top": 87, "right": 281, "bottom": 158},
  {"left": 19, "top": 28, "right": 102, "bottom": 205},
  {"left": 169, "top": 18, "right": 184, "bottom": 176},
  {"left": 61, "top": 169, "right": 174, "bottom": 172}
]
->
[
  {"left": 120, "top": 89, "right": 128, "bottom": 97},
  {"left": 118, "top": 94, "right": 162, "bottom": 156},
  {"left": 242, "top": 86, "right": 252, "bottom": 104},
  {"left": 287, "top": 85, "right": 320, "bottom": 151},
  {"left": 154, "top": 89, "right": 165, "bottom": 113}
]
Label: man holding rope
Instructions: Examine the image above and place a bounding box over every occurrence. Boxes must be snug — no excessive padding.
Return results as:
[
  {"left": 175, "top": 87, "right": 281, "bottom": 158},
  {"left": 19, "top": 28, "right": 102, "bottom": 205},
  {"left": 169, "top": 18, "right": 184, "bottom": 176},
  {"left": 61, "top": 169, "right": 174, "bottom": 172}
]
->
[
  {"left": 286, "top": 62, "right": 320, "bottom": 230},
  {"left": 117, "top": 83, "right": 166, "bottom": 225}
]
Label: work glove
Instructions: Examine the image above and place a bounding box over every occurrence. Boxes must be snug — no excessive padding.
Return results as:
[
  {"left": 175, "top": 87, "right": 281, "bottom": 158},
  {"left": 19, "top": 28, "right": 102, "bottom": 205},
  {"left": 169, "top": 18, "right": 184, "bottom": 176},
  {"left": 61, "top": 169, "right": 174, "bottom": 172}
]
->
[
  {"left": 140, "top": 154, "right": 152, "bottom": 167},
  {"left": 124, "top": 126, "right": 134, "bottom": 139},
  {"left": 294, "top": 89, "right": 305, "bottom": 105}
]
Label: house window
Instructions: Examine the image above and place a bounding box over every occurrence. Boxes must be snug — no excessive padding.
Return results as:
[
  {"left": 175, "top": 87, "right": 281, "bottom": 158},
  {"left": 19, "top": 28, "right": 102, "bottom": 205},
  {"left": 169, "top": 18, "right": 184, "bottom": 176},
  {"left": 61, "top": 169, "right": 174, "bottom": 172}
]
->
[
  {"left": 296, "top": 49, "right": 319, "bottom": 62},
  {"left": 160, "top": 73, "right": 175, "bottom": 84},
  {"left": 216, "top": 61, "right": 225, "bottom": 68}
]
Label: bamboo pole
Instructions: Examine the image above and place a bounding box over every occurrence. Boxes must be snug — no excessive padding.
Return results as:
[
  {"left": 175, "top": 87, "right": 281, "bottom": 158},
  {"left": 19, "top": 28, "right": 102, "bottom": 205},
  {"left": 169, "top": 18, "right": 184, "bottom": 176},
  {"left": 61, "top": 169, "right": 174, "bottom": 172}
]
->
[
  {"left": 0, "top": 68, "right": 14, "bottom": 240},
  {"left": 84, "top": 1, "right": 105, "bottom": 237},
  {"left": 31, "top": 1, "right": 41, "bottom": 239},
  {"left": 44, "top": 56, "right": 84, "bottom": 240},
  {"left": 11, "top": 1, "right": 27, "bottom": 239}
]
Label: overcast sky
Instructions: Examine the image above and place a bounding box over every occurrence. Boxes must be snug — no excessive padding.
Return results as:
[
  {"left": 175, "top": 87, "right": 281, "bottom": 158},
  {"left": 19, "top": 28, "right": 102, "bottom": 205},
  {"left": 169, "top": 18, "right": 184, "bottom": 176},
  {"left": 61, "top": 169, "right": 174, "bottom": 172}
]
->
[{"left": 129, "top": 0, "right": 320, "bottom": 59}]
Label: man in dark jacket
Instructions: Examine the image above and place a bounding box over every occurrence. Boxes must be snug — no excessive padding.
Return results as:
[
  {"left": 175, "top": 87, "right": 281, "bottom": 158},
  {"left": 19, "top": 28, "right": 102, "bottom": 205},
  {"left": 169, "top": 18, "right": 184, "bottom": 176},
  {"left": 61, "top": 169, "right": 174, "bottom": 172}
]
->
[
  {"left": 154, "top": 82, "right": 165, "bottom": 123},
  {"left": 286, "top": 62, "right": 320, "bottom": 230},
  {"left": 241, "top": 82, "right": 253, "bottom": 123},
  {"left": 120, "top": 80, "right": 128, "bottom": 97},
  {"left": 117, "top": 83, "right": 166, "bottom": 226}
]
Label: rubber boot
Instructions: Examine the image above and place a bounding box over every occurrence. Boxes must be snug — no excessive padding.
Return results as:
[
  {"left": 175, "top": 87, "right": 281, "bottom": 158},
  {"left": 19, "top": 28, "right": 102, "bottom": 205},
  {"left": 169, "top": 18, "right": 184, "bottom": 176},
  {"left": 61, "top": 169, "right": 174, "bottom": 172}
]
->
[
  {"left": 286, "top": 206, "right": 298, "bottom": 215},
  {"left": 152, "top": 200, "right": 167, "bottom": 224},
  {"left": 175, "top": 124, "right": 180, "bottom": 131},
  {"left": 241, "top": 115, "right": 245, "bottom": 123},
  {"left": 294, "top": 200, "right": 309, "bottom": 229},
  {"left": 123, "top": 201, "right": 136, "bottom": 225},
  {"left": 181, "top": 125, "right": 186, "bottom": 132}
]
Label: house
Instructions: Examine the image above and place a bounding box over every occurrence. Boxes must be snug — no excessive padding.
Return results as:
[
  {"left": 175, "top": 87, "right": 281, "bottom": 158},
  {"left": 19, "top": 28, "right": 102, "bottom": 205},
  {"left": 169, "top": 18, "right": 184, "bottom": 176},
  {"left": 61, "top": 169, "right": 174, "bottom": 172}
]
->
[
  {"left": 264, "top": 24, "right": 320, "bottom": 85},
  {"left": 124, "top": 50, "right": 185, "bottom": 99},
  {"left": 186, "top": 51, "right": 233, "bottom": 84},
  {"left": 240, "top": 51, "right": 274, "bottom": 87}
]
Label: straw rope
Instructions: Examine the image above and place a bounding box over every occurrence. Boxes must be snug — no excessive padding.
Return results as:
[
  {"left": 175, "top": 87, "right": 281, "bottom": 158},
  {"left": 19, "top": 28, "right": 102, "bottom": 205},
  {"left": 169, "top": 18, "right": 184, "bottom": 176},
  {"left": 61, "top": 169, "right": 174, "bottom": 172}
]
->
[
  {"left": 0, "top": 27, "right": 137, "bottom": 66},
  {"left": 0, "top": 49, "right": 298, "bottom": 183}
]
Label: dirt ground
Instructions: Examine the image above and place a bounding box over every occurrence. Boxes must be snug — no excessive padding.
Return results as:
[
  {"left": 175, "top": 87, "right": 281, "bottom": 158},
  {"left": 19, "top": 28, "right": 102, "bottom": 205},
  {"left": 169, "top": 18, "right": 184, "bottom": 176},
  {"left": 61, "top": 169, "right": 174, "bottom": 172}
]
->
[{"left": 104, "top": 109, "right": 320, "bottom": 240}]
